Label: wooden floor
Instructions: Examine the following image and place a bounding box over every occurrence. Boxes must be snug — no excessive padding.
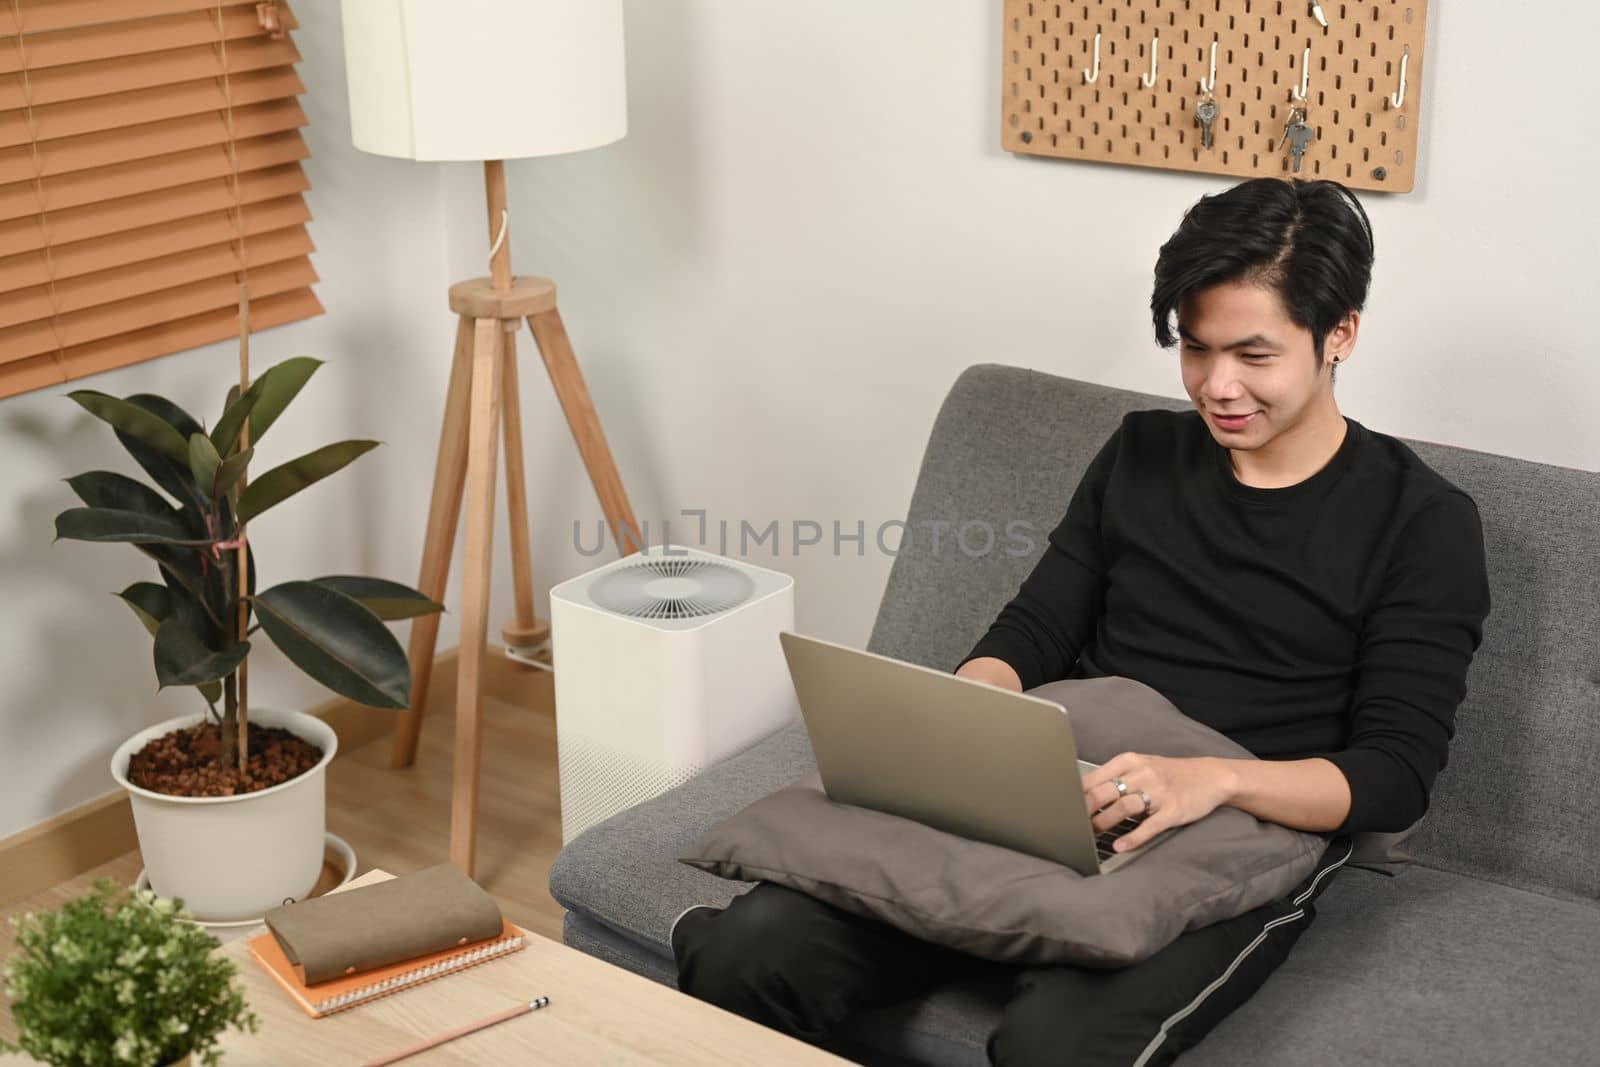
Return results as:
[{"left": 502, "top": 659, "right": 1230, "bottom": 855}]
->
[{"left": 0, "top": 657, "right": 569, "bottom": 1047}]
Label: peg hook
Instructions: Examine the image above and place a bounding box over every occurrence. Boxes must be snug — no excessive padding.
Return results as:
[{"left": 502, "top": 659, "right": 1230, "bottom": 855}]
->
[
  {"left": 1389, "top": 45, "right": 1409, "bottom": 108},
  {"left": 1197, "top": 38, "right": 1218, "bottom": 95},
  {"left": 1142, "top": 34, "right": 1160, "bottom": 88},
  {"left": 1083, "top": 31, "right": 1102, "bottom": 85}
]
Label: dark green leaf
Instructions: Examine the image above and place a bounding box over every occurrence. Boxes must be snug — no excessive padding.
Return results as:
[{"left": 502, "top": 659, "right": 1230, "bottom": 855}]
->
[
  {"left": 54, "top": 507, "right": 213, "bottom": 545},
  {"left": 213, "top": 357, "right": 323, "bottom": 458},
  {"left": 309, "top": 576, "right": 446, "bottom": 620},
  {"left": 67, "top": 390, "right": 188, "bottom": 465},
  {"left": 111, "top": 395, "right": 208, "bottom": 513},
  {"left": 145, "top": 508, "right": 225, "bottom": 627},
  {"left": 243, "top": 534, "right": 256, "bottom": 599},
  {"left": 253, "top": 581, "right": 411, "bottom": 709},
  {"left": 60, "top": 478, "right": 194, "bottom": 582},
  {"left": 115, "top": 582, "right": 175, "bottom": 638},
  {"left": 140, "top": 541, "right": 234, "bottom": 640},
  {"left": 142, "top": 544, "right": 213, "bottom": 620},
  {"left": 63, "top": 471, "right": 177, "bottom": 516},
  {"left": 154, "top": 596, "right": 248, "bottom": 689},
  {"left": 209, "top": 385, "right": 262, "bottom": 459},
  {"left": 214, "top": 447, "right": 254, "bottom": 499},
  {"left": 236, "top": 440, "right": 379, "bottom": 524},
  {"left": 188, "top": 433, "right": 222, "bottom": 502},
  {"left": 119, "top": 583, "right": 224, "bottom": 704}
]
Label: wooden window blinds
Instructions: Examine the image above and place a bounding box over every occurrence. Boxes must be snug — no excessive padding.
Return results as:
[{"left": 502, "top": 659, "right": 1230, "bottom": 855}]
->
[{"left": 0, "top": 0, "right": 321, "bottom": 401}]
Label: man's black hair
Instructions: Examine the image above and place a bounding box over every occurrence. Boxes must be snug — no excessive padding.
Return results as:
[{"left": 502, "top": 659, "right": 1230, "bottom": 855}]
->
[{"left": 1151, "top": 177, "right": 1375, "bottom": 367}]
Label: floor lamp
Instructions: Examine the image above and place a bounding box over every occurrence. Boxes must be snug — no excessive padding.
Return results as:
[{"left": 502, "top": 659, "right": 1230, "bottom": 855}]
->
[{"left": 340, "top": 0, "right": 642, "bottom": 876}]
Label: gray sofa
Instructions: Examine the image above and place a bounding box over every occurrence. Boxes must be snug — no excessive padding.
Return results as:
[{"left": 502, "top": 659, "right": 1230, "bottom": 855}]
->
[{"left": 547, "top": 364, "right": 1600, "bottom": 1066}]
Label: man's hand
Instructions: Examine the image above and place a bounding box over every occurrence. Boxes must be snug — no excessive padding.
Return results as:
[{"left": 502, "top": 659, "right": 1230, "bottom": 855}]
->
[{"left": 1081, "top": 753, "right": 1235, "bottom": 853}]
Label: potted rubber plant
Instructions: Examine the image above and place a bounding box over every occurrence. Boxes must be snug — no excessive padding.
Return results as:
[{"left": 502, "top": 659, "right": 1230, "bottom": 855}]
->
[
  {"left": 52, "top": 356, "right": 444, "bottom": 922},
  {"left": 1, "top": 879, "right": 258, "bottom": 1067}
]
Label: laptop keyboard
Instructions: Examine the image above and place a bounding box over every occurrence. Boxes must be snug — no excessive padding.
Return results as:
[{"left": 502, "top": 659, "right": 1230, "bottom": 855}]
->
[{"left": 1095, "top": 812, "right": 1151, "bottom": 861}]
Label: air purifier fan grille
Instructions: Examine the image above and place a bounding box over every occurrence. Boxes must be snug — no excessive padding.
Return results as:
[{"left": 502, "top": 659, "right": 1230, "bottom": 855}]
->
[{"left": 588, "top": 557, "right": 756, "bottom": 619}]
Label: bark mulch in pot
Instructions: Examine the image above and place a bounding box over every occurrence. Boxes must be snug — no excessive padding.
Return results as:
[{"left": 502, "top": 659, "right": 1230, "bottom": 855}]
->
[{"left": 126, "top": 723, "right": 323, "bottom": 797}]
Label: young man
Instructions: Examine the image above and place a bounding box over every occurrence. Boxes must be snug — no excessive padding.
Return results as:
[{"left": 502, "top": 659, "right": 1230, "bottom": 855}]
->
[{"left": 670, "top": 177, "right": 1493, "bottom": 1066}]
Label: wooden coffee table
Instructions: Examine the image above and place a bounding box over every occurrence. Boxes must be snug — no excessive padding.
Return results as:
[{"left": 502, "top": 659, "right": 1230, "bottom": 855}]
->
[{"left": 213, "top": 870, "right": 852, "bottom": 1065}]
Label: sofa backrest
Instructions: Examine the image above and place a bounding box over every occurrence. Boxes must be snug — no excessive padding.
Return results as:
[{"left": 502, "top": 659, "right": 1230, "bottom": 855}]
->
[{"left": 867, "top": 364, "right": 1600, "bottom": 903}]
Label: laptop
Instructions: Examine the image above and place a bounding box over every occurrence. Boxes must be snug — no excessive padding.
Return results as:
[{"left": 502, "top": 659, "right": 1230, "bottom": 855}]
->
[{"left": 777, "top": 630, "right": 1179, "bottom": 876}]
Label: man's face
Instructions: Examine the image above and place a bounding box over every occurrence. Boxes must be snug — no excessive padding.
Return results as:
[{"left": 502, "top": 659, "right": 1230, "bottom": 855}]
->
[{"left": 1177, "top": 281, "right": 1349, "bottom": 448}]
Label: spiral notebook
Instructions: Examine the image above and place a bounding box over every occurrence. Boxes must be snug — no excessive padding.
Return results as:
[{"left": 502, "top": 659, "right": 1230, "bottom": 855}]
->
[{"left": 248, "top": 918, "right": 528, "bottom": 1018}]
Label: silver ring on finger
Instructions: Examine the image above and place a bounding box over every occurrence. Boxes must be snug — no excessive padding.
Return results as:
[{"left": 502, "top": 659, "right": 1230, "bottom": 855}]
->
[{"left": 1137, "top": 789, "right": 1152, "bottom": 813}]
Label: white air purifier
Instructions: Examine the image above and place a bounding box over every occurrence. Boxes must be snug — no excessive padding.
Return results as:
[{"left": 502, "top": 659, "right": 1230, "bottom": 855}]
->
[{"left": 548, "top": 543, "right": 800, "bottom": 845}]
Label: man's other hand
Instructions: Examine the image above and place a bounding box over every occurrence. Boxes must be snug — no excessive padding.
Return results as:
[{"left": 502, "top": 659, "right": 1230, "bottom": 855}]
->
[{"left": 1081, "top": 753, "right": 1233, "bottom": 853}]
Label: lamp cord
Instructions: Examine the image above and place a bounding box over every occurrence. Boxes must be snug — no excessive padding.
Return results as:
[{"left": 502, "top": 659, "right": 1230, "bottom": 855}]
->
[{"left": 488, "top": 209, "right": 509, "bottom": 262}]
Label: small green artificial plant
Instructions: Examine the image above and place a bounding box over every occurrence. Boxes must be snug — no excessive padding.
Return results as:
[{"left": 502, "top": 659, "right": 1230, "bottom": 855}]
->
[
  {"left": 1, "top": 879, "right": 258, "bottom": 1067},
  {"left": 51, "top": 357, "right": 444, "bottom": 773}
]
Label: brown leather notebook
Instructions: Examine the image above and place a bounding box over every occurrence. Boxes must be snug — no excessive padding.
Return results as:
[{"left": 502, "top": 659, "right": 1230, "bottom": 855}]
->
[{"left": 262, "top": 862, "right": 507, "bottom": 985}]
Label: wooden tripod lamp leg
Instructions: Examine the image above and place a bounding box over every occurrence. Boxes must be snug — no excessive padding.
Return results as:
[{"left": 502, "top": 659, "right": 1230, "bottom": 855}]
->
[
  {"left": 450, "top": 317, "right": 505, "bottom": 877},
  {"left": 497, "top": 329, "right": 549, "bottom": 659},
  {"left": 391, "top": 315, "right": 476, "bottom": 770},
  {"left": 526, "top": 308, "right": 644, "bottom": 557}
]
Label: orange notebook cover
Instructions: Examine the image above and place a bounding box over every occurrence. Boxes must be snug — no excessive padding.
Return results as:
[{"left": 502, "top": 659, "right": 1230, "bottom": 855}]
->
[{"left": 247, "top": 918, "right": 527, "bottom": 1018}]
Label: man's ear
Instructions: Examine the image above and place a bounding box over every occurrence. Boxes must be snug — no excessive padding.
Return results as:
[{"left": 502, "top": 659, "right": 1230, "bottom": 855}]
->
[{"left": 1326, "top": 311, "right": 1360, "bottom": 362}]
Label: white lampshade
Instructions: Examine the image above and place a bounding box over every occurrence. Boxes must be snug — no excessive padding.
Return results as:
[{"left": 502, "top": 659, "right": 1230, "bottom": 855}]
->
[{"left": 339, "top": 0, "right": 627, "bottom": 162}]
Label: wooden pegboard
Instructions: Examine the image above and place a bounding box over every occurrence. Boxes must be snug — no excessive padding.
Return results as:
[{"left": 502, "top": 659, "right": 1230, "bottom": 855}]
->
[{"left": 1002, "top": 1, "right": 1427, "bottom": 192}]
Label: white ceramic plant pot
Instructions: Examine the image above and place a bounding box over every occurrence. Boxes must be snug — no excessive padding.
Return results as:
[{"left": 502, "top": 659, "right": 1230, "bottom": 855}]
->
[{"left": 110, "top": 706, "right": 337, "bottom": 923}]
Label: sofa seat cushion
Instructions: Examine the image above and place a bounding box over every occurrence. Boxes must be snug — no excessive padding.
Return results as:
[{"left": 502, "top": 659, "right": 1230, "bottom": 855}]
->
[
  {"left": 1181, "top": 863, "right": 1600, "bottom": 1066},
  {"left": 551, "top": 724, "right": 1600, "bottom": 1067},
  {"left": 560, "top": 861, "right": 1600, "bottom": 1067}
]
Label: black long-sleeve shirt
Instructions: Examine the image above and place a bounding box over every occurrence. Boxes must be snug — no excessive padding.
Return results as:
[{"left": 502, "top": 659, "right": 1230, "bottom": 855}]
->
[{"left": 956, "top": 408, "right": 1491, "bottom": 836}]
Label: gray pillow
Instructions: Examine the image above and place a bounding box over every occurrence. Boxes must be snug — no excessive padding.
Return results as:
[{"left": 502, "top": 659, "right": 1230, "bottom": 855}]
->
[
  {"left": 1040, "top": 678, "right": 1419, "bottom": 876},
  {"left": 678, "top": 675, "right": 1332, "bottom": 968}
]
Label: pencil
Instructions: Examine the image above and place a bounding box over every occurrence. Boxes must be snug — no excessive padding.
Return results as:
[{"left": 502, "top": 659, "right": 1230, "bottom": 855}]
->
[{"left": 362, "top": 996, "right": 551, "bottom": 1066}]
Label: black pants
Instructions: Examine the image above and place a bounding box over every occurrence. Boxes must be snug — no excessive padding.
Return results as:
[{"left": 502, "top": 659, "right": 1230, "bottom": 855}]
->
[{"left": 672, "top": 834, "right": 1354, "bottom": 1066}]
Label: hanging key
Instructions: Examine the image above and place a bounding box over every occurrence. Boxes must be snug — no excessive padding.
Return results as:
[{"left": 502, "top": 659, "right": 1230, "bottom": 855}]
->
[
  {"left": 1194, "top": 91, "right": 1219, "bottom": 150},
  {"left": 1275, "top": 107, "right": 1299, "bottom": 155},
  {"left": 1276, "top": 106, "right": 1313, "bottom": 173},
  {"left": 1309, "top": 2, "right": 1330, "bottom": 29},
  {"left": 1285, "top": 115, "right": 1315, "bottom": 173}
]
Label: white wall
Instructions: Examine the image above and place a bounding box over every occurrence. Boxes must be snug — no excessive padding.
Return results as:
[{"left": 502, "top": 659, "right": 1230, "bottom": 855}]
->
[
  {"left": 2, "top": 1, "right": 1594, "bottom": 840},
  {"left": 458, "top": 0, "right": 1597, "bottom": 659}
]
